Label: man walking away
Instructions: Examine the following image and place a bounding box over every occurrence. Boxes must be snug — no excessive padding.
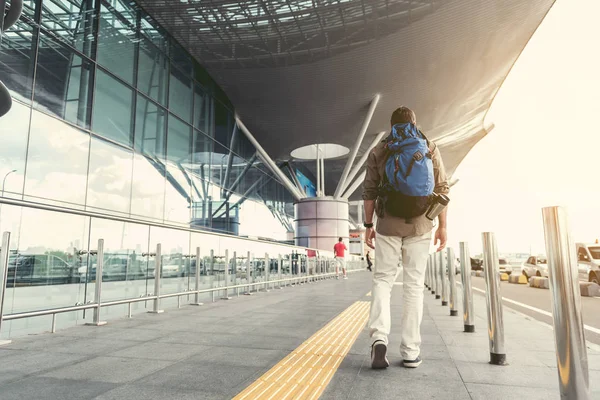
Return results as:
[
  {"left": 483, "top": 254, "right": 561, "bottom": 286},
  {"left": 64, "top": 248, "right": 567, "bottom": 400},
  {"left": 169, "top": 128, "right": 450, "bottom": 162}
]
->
[
  {"left": 366, "top": 251, "right": 373, "bottom": 272},
  {"left": 362, "top": 106, "right": 449, "bottom": 369},
  {"left": 333, "top": 237, "right": 348, "bottom": 279}
]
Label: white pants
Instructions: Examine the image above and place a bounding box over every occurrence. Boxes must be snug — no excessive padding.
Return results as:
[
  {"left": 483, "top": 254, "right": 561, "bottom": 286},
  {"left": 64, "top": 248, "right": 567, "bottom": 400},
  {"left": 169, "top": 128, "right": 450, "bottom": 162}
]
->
[
  {"left": 368, "top": 231, "right": 432, "bottom": 360},
  {"left": 335, "top": 258, "right": 346, "bottom": 275}
]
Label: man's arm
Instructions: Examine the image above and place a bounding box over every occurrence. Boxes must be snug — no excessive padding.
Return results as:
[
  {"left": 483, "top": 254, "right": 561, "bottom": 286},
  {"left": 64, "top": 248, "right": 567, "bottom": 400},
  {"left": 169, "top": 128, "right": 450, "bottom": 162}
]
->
[
  {"left": 432, "top": 145, "right": 449, "bottom": 251},
  {"left": 362, "top": 149, "right": 380, "bottom": 249}
]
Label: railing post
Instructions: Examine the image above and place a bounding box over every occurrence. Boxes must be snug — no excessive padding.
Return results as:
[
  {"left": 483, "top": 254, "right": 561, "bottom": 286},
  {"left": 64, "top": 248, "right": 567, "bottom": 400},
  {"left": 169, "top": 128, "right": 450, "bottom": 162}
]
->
[
  {"left": 149, "top": 243, "right": 163, "bottom": 314},
  {"left": 222, "top": 250, "right": 231, "bottom": 300},
  {"left": 448, "top": 247, "right": 458, "bottom": 316},
  {"left": 440, "top": 251, "right": 448, "bottom": 306},
  {"left": 425, "top": 258, "right": 430, "bottom": 289},
  {"left": 233, "top": 251, "right": 239, "bottom": 297},
  {"left": 434, "top": 253, "right": 440, "bottom": 299},
  {"left": 210, "top": 249, "right": 215, "bottom": 302},
  {"left": 277, "top": 254, "right": 283, "bottom": 289},
  {"left": 460, "top": 242, "right": 475, "bottom": 333},
  {"left": 0, "top": 231, "right": 12, "bottom": 345},
  {"left": 191, "top": 246, "right": 203, "bottom": 306},
  {"left": 542, "top": 206, "right": 591, "bottom": 399},
  {"left": 263, "top": 253, "right": 270, "bottom": 292},
  {"left": 482, "top": 232, "right": 506, "bottom": 365},
  {"left": 244, "top": 251, "right": 252, "bottom": 295},
  {"left": 430, "top": 255, "right": 435, "bottom": 294},
  {"left": 87, "top": 239, "right": 107, "bottom": 326}
]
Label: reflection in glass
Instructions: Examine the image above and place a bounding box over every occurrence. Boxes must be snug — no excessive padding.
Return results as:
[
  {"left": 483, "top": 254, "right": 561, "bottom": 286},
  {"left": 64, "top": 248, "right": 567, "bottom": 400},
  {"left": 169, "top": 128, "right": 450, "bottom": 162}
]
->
[
  {"left": 0, "top": 102, "right": 30, "bottom": 198},
  {"left": 40, "top": 0, "right": 95, "bottom": 57},
  {"left": 149, "top": 226, "right": 190, "bottom": 301},
  {"left": 86, "top": 137, "right": 133, "bottom": 214},
  {"left": 24, "top": 111, "right": 90, "bottom": 206},
  {"left": 194, "top": 84, "right": 212, "bottom": 135},
  {"left": 34, "top": 33, "right": 93, "bottom": 128},
  {"left": 169, "top": 66, "right": 193, "bottom": 123},
  {"left": 135, "top": 95, "right": 166, "bottom": 157},
  {"left": 0, "top": 19, "right": 35, "bottom": 103},
  {"left": 97, "top": 3, "right": 136, "bottom": 84},
  {"left": 92, "top": 69, "right": 134, "bottom": 147},
  {"left": 130, "top": 152, "right": 165, "bottom": 221},
  {"left": 138, "top": 37, "right": 168, "bottom": 105},
  {"left": 214, "top": 100, "right": 234, "bottom": 147}
]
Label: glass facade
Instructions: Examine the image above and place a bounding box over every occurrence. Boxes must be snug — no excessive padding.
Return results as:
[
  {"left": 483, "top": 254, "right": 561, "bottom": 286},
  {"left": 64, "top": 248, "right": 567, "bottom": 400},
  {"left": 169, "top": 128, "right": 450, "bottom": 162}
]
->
[
  {"left": 0, "top": 0, "right": 356, "bottom": 341},
  {"left": 0, "top": 0, "right": 295, "bottom": 237}
]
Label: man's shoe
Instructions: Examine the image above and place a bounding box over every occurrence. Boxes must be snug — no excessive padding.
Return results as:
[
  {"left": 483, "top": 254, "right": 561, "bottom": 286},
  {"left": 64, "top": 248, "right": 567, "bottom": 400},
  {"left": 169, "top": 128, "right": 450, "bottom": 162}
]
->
[
  {"left": 343, "top": 276, "right": 348, "bottom": 280},
  {"left": 403, "top": 357, "right": 422, "bottom": 368},
  {"left": 371, "top": 341, "right": 390, "bottom": 369}
]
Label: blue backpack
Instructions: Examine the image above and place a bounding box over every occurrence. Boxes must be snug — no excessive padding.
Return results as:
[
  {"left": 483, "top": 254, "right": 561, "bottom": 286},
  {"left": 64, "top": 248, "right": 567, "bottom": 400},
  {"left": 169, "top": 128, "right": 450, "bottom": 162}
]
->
[{"left": 379, "top": 123, "right": 434, "bottom": 219}]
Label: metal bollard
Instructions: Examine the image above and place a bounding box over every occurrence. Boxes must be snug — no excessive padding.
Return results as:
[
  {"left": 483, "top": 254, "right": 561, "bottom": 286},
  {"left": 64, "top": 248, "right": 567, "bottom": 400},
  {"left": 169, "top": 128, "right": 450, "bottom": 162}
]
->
[
  {"left": 222, "top": 250, "right": 232, "bottom": 300},
  {"left": 425, "top": 258, "right": 430, "bottom": 289},
  {"left": 0, "top": 231, "right": 12, "bottom": 345},
  {"left": 263, "top": 253, "right": 270, "bottom": 292},
  {"left": 434, "top": 253, "right": 441, "bottom": 299},
  {"left": 430, "top": 255, "right": 436, "bottom": 294},
  {"left": 87, "top": 239, "right": 107, "bottom": 326},
  {"left": 448, "top": 247, "right": 458, "bottom": 316},
  {"left": 244, "top": 251, "right": 252, "bottom": 295},
  {"left": 439, "top": 251, "right": 447, "bottom": 305},
  {"left": 191, "top": 247, "right": 203, "bottom": 305},
  {"left": 542, "top": 206, "right": 590, "bottom": 399},
  {"left": 482, "top": 232, "right": 507, "bottom": 365},
  {"left": 149, "top": 243, "right": 164, "bottom": 313},
  {"left": 460, "top": 242, "right": 475, "bottom": 333}
]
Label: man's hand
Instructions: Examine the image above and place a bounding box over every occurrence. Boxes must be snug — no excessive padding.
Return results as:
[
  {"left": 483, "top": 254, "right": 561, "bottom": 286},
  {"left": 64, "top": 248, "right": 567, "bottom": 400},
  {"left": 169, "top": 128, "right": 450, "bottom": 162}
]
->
[
  {"left": 434, "top": 227, "right": 447, "bottom": 252},
  {"left": 365, "top": 227, "right": 376, "bottom": 249}
]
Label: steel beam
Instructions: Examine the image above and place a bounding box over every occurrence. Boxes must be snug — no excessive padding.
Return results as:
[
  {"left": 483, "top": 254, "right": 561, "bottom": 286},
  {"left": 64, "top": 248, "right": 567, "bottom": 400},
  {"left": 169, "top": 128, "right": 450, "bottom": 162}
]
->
[{"left": 340, "top": 131, "right": 386, "bottom": 195}]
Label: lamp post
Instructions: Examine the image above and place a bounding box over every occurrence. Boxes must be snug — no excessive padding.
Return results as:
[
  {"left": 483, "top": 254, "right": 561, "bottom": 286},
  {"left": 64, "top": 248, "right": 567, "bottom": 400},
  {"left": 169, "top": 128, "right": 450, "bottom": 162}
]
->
[{"left": 1, "top": 169, "right": 16, "bottom": 197}]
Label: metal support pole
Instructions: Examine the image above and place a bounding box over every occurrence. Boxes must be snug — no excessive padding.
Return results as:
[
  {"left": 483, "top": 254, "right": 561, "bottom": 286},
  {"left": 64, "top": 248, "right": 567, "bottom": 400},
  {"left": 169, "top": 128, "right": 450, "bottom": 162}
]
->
[
  {"left": 482, "top": 232, "right": 507, "bottom": 365},
  {"left": 448, "top": 247, "right": 458, "bottom": 316},
  {"left": 191, "top": 247, "right": 203, "bottom": 305},
  {"left": 87, "top": 239, "right": 107, "bottom": 326},
  {"left": 316, "top": 145, "right": 321, "bottom": 196},
  {"left": 277, "top": 254, "right": 283, "bottom": 289},
  {"left": 435, "top": 252, "right": 441, "bottom": 299},
  {"left": 542, "top": 206, "right": 590, "bottom": 399},
  {"left": 320, "top": 156, "right": 325, "bottom": 196},
  {"left": 263, "top": 253, "right": 270, "bottom": 292},
  {"left": 341, "top": 170, "right": 367, "bottom": 199},
  {"left": 425, "top": 258, "right": 430, "bottom": 289},
  {"left": 460, "top": 242, "right": 475, "bottom": 333},
  {"left": 440, "top": 251, "right": 448, "bottom": 306},
  {"left": 430, "top": 254, "right": 435, "bottom": 295},
  {"left": 149, "top": 243, "right": 163, "bottom": 314},
  {"left": 0, "top": 231, "right": 12, "bottom": 345},
  {"left": 210, "top": 249, "right": 215, "bottom": 302},
  {"left": 233, "top": 251, "right": 239, "bottom": 297},
  {"left": 222, "top": 250, "right": 231, "bottom": 300},
  {"left": 244, "top": 251, "right": 252, "bottom": 295}
]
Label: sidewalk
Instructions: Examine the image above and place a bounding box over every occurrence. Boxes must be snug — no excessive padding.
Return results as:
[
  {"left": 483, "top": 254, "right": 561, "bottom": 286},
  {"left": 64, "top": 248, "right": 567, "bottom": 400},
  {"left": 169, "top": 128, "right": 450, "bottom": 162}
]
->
[{"left": 0, "top": 271, "right": 597, "bottom": 399}]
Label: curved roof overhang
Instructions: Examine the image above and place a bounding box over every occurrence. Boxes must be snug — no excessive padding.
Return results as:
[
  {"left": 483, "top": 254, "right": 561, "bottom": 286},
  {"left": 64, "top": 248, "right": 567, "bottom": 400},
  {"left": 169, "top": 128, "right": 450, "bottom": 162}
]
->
[{"left": 137, "top": 0, "right": 555, "bottom": 199}]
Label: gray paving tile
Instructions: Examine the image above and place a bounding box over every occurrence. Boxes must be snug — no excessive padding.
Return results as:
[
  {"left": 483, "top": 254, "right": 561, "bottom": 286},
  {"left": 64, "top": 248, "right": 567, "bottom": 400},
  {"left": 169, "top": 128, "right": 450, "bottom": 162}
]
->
[
  {"left": 465, "top": 382, "right": 560, "bottom": 400},
  {"left": 0, "top": 377, "right": 115, "bottom": 400},
  {"left": 0, "top": 349, "right": 91, "bottom": 384},
  {"left": 45, "top": 337, "right": 141, "bottom": 356},
  {"left": 454, "top": 360, "right": 559, "bottom": 389},
  {"left": 107, "top": 342, "right": 211, "bottom": 361},
  {"left": 41, "top": 356, "right": 173, "bottom": 384},
  {"left": 94, "top": 385, "right": 227, "bottom": 400},
  {"left": 186, "top": 346, "right": 289, "bottom": 368}
]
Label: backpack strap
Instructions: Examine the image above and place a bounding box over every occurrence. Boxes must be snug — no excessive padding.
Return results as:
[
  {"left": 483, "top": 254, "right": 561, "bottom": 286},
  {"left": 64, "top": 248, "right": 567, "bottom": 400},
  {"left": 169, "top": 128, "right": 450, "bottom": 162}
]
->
[{"left": 419, "top": 130, "right": 436, "bottom": 156}]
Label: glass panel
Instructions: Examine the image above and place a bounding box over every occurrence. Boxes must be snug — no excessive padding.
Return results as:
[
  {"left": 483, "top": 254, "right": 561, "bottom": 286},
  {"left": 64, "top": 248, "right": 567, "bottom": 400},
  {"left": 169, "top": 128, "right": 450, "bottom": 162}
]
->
[
  {"left": 188, "top": 129, "right": 213, "bottom": 228},
  {"left": 149, "top": 226, "right": 190, "bottom": 307},
  {"left": 130, "top": 152, "right": 165, "bottom": 221},
  {"left": 165, "top": 115, "right": 192, "bottom": 223},
  {"left": 0, "top": 102, "right": 30, "bottom": 199},
  {"left": 4, "top": 206, "right": 89, "bottom": 335},
  {"left": 214, "top": 100, "right": 233, "bottom": 146},
  {"left": 24, "top": 111, "right": 90, "bottom": 207},
  {"left": 140, "top": 12, "right": 167, "bottom": 52},
  {"left": 135, "top": 94, "right": 166, "bottom": 157},
  {"left": 137, "top": 37, "right": 168, "bottom": 105},
  {"left": 87, "top": 218, "right": 150, "bottom": 310},
  {"left": 190, "top": 232, "right": 219, "bottom": 302},
  {"left": 93, "top": 69, "right": 134, "bottom": 147},
  {"left": 40, "top": 0, "right": 95, "bottom": 57},
  {"left": 169, "top": 66, "right": 193, "bottom": 123},
  {"left": 0, "top": 19, "right": 35, "bottom": 103},
  {"left": 170, "top": 41, "right": 192, "bottom": 75},
  {"left": 97, "top": 3, "right": 136, "bottom": 84},
  {"left": 86, "top": 137, "right": 133, "bottom": 214},
  {"left": 193, "top": 83, "right": 212, "bottom": 135},
  {"left": 34, "top": 33, "right": 93, "bottom": 128}
]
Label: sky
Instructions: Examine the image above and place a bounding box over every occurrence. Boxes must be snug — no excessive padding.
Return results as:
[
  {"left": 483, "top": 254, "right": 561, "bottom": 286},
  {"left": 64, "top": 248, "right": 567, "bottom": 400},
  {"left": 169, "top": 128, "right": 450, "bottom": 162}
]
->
[{"left": 447, "top": 0, "right": 600, "bottom": 256}]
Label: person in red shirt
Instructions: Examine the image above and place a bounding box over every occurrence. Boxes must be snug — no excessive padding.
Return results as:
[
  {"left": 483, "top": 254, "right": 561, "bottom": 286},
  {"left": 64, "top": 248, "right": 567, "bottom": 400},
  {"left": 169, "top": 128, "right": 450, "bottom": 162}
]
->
[{"left": 333, "top": 237, "right": 348, "bottom": 279}]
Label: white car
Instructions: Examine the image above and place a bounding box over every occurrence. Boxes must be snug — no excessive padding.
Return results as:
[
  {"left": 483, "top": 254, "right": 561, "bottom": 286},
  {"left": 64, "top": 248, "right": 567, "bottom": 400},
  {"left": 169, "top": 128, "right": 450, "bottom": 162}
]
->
[
  {"left": 576, "top": 243, "right": 600, "bottom": 284},
  {"left": 521, "top": 256, "right": 548, "bottom": 279},
  {"left": 498, "top": 258, "right": 512, "bottom": 275}
]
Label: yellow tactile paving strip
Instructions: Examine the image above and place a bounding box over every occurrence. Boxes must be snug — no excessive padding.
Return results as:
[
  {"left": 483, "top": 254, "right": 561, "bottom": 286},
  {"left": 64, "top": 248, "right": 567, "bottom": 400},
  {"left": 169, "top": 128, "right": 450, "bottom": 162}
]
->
[
  {"left": 233, "top": 300, "right": 370, "bottom": 400},
  {"left": 366, "top": 291, "right": 371, "bottom": 297}
]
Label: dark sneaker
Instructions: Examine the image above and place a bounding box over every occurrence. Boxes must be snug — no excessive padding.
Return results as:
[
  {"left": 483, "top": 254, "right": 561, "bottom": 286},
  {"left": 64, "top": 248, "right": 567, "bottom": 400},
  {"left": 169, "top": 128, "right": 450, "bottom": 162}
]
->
[
  {"left": 371, "top": 341, "right": 390, "bottom": 369},
  {"left": 403, "top": 356, "right": 422, "bottom": 368}
]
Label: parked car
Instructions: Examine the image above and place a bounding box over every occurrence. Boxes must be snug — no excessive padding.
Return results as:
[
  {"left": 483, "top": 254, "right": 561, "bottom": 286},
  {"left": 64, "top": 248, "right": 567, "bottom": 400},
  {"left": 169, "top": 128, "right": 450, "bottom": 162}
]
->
[
  {"left": 521, "top": 256, "right": 548, "bottom": 279},
  {"left": 7, "top": 254, "right": 78, "bottom": 286},
  {"left": 470, "top": 258, "right": 484, "bottom": 271},
  {"left": 576, "top": 243, "right": 600, "bottom": 283},
  {"left": 498, "top": 258, "right": 512, "bottom": 275}
]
